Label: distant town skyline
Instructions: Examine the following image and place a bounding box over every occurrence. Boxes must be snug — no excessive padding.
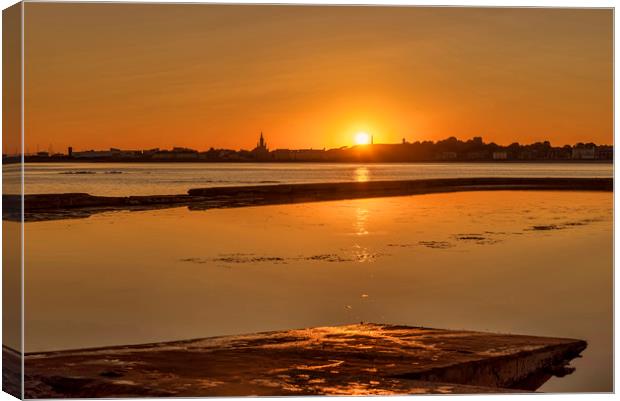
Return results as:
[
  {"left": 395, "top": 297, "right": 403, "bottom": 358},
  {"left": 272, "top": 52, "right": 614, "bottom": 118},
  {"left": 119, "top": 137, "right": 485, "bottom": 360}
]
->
[
  {"left": 10, "top": 4, "right": 613, "bottom": 154},
  {"left": 13, "top": 133, "right": 612, "bottom": 163},
  {"left": 17, "top": 131, "right": 614, "bottom": 158}
]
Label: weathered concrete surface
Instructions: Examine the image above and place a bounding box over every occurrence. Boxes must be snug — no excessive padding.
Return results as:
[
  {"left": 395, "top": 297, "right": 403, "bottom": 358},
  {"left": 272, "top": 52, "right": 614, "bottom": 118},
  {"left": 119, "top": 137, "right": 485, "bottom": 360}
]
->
[
  {"left": 2, "top": 346, "right": 22, "bottom": 399},
  {"left": 21, "top": 323, "right": 586, "bottom": 398},
  {"left": 4, "top": 177, "right": 613, "bottom": 222}
]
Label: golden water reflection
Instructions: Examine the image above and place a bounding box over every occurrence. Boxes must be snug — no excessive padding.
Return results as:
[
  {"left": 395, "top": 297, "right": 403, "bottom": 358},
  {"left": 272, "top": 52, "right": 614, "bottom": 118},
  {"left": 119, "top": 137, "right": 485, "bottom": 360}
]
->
[
  {"left": 354, "top": 207, "right": 369, "bottom": 236},
  {"left": 353, "top": 166, "right": 370, "bottom": 182}
]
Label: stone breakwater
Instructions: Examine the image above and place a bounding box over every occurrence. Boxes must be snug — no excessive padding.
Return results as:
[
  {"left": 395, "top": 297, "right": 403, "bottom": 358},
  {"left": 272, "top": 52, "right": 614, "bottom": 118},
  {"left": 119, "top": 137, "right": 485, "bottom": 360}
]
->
[
  {"left": 15, "top": 323, "right": 586, "bottom": 398},
  {"left": 4, "top": 177, "right": 613, "bottom": 221}
]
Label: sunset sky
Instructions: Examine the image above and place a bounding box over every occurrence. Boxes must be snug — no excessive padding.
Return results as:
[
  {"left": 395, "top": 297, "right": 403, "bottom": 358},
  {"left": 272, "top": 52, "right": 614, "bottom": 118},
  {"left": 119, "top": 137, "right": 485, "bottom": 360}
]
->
[{"left": 22, "top": 4, "right": 612, "bottom": 153}]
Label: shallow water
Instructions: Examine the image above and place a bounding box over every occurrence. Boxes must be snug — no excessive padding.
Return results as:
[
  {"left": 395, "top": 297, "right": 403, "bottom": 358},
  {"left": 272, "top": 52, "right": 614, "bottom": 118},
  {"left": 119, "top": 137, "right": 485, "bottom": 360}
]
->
[
  {"left": 22, "top": 190, "right": 612, "bottom": 392},
  {"left": 9, "top": 162, "right": 614, "bottom": 196}
]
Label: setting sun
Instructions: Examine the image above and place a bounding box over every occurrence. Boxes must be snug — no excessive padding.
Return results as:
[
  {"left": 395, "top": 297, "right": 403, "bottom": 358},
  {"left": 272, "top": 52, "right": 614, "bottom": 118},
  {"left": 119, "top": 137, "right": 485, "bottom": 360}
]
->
[{"left": 355, "top": 132, "right": 371, "bottom": 145}]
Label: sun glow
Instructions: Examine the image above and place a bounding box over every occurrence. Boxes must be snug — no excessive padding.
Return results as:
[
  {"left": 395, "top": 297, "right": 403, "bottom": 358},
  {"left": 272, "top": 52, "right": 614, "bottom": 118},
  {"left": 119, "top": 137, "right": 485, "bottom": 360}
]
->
[{"left": 355, "top": 132, "right": 371, "bottom": 145}]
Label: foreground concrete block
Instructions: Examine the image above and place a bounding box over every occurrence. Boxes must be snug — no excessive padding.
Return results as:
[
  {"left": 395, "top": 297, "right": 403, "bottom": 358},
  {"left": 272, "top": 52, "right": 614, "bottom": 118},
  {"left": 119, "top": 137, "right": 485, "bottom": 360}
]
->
[{"left": 19, "top": 323, "right": 586, "bottom": 397}]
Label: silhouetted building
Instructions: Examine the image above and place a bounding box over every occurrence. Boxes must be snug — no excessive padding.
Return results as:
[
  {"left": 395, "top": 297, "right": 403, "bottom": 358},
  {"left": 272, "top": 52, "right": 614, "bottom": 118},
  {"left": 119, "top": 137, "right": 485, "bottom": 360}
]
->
[
  {"left": 273, "top": 149, "right": 293, "bottom": 160},
  {"left": 596, "top": 146, "right": 613, "bottom": 160},
  {"left": 252, "top": 132, "right": 270, "bottom": 160},
  {"left": 153, "top": 147, "right": 199, "bottom": 160},
  {"left": 437, "top": 152, "right": 457, "bottom": 160},
  {"left": 572, "top": 147, "right": 596, "bottom": 160},
  {"left": 292, "top": 149, "right": 327, "bottom": 161},
  {"left": 492, "top": 151, "right": 508, "bottom": 160},
  {"left": 142, "top": 148, "right": 160, "bottom": 156},
  {"left": 73, "top": 149, "right": 116, "bottom": 158}
]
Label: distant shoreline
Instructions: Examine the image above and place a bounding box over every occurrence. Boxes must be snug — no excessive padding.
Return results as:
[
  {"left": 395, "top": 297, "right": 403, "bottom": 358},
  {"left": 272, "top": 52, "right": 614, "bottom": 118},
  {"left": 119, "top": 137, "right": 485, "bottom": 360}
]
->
[
  {"left": 2, "top": 159, "right": 614, "bottom": 165},
  {"left": 4, "top": 177, "right": 613, "bottom": 222}
]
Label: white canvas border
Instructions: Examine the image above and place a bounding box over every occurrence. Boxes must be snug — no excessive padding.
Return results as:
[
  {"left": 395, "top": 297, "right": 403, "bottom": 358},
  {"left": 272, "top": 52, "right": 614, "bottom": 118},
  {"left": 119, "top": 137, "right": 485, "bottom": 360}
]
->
[{"left": 0, "top": 0, "right": 615, "bottom": 400}]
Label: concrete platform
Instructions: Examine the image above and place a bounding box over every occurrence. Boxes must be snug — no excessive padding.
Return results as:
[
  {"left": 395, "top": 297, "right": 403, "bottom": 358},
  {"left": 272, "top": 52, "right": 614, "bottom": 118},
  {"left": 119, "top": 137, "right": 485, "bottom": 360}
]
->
[{"left": 20, "top": 323, "right": 586, "bottom": 398}]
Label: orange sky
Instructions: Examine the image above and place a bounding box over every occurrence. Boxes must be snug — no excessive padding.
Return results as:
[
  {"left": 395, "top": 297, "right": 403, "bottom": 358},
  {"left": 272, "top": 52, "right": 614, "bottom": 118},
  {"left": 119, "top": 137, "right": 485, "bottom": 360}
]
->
[{"left": 21, "top": 4, "right": 613, "bottom": 153}]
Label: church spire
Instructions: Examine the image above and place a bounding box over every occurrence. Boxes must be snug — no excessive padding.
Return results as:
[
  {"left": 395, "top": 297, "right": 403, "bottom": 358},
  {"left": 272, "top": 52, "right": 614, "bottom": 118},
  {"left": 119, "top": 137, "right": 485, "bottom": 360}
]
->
[{"left": 255, "top": 131, "right": 268, "bottom": 151}]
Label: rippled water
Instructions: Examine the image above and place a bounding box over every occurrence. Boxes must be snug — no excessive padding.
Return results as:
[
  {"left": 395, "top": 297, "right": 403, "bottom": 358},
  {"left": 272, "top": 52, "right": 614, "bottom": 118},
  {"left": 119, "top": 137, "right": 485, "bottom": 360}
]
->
[
  {"left": 6, "top": 162, "right": 613, "bottom": 196},
  {"left": 22, "top": 190, "right": 612, "bottom": 392}
]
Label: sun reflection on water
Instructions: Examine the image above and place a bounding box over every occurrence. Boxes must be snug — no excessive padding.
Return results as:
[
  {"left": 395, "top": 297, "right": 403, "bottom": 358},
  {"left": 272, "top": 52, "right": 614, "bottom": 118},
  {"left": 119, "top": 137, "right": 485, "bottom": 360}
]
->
[
  {"left": 354, "top": 167, "right": 370, "bottom": 182},
  {"left": 350, "top": 244, "right": 377, "bottom": 263},
  {"left": 354, "top": 207, "right": 369, "bottom": 236}
]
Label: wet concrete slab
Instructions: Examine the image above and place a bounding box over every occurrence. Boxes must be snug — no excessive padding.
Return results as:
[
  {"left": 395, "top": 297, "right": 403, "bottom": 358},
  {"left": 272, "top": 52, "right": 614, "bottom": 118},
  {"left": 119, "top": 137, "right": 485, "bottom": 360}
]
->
[{"left": 21, "top": 323, "right": 586, "bottom": 398}]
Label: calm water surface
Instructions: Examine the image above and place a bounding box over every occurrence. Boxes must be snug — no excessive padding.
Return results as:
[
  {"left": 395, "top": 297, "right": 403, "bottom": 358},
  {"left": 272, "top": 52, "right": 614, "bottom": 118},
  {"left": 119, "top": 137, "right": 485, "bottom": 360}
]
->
[
  {"left": 7, "top": 162, "right": 613, "bottom": 195},
  {"left": 23, "top": 190, "right": 612, "bottom": 392}
]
